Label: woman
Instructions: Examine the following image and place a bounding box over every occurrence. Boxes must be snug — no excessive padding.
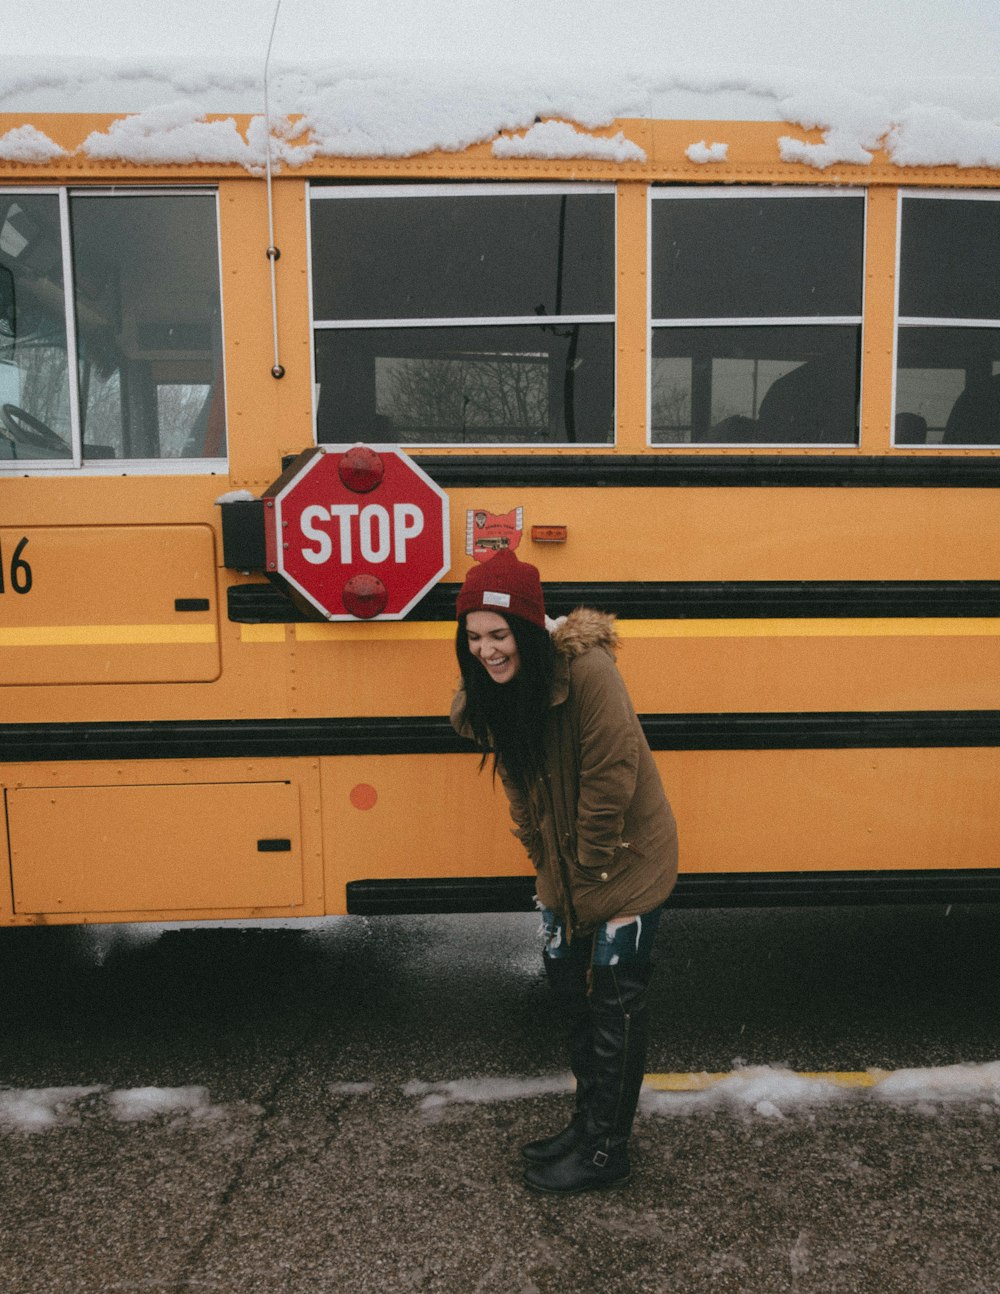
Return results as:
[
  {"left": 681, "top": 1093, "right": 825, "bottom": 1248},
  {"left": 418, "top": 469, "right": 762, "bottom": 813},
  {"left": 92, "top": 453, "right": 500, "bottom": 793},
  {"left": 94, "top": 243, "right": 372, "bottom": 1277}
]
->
[{"left": 450, "top": 548, "right": 678, "bottom": 1194}]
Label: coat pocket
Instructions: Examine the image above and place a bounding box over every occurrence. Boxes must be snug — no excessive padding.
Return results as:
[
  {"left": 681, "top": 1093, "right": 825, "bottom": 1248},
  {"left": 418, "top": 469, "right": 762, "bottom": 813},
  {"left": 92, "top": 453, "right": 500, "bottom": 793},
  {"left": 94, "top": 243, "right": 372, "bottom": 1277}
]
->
[{"left": 570, "top": 840, "right": 642, "bottom": 923}]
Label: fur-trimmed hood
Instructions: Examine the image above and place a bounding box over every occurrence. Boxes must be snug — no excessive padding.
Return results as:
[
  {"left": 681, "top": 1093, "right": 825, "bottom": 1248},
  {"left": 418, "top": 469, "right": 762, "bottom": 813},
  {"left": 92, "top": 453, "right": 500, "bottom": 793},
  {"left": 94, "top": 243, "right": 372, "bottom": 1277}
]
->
[
  {"left": 549, "top": 607, "right": 619, "bottom": 662},
  {"left": 546, "top": 607, "right": 619, "bottom": 711}
]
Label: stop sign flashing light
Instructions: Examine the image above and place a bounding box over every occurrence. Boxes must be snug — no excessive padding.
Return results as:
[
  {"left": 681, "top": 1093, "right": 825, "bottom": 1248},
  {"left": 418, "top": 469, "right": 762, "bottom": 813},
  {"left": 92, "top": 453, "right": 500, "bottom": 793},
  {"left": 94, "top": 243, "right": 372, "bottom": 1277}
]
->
[{"left": 263, "top": 445, "right": 450, "bottom": 620}]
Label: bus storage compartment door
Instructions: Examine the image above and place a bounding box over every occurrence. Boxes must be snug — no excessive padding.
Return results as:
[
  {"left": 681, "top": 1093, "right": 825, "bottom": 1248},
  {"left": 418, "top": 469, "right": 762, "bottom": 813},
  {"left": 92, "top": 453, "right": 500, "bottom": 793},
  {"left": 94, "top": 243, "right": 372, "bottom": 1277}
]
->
[
  {"left": 6, "top": 781, "right": 304, "bottom": 916},
  {"left": 0, "top": 524, "right": 219, "bottom": 686}
]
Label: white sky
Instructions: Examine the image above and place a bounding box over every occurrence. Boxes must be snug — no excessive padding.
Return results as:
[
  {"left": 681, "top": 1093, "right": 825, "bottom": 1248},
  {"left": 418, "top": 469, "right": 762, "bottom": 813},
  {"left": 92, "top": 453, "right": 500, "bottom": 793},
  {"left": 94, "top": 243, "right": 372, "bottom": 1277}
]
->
[{"left": 4, "top": 0, "right": 998, "bottom": 81}]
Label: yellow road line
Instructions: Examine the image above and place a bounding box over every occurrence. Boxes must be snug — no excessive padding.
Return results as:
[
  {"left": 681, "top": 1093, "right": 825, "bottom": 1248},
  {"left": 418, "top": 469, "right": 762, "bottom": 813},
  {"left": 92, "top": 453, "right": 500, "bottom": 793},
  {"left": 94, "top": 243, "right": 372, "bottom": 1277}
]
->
[
  {"left": 644, "top": 1070, "right": 889, "bottom": 1091},
  {"left": 0, "top": 624, "right": 217, "bottom": 647}
]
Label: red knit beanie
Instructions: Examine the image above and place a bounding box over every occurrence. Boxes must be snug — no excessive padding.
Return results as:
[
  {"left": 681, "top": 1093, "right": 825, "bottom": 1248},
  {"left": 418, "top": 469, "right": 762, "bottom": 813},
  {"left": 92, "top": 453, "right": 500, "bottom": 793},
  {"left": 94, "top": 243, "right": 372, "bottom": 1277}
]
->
[{"left": 455, "top": 549, "right": 546, "bottom": 629}]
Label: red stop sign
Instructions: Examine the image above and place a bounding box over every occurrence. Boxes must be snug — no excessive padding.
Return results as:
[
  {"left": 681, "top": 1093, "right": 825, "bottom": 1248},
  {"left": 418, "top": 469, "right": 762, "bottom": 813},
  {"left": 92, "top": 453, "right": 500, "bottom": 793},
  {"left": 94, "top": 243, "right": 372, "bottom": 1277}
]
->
[{"left": 263, "top": 445, "right": 450, "bottom": 620}]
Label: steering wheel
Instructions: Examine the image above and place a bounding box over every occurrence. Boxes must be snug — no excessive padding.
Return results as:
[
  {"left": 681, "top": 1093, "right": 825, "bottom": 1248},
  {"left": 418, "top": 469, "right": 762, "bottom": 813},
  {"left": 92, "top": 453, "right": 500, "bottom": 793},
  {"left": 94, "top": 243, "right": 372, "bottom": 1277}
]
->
[{"left": 1, "top": 403, "right": 70, "bottom": 455}]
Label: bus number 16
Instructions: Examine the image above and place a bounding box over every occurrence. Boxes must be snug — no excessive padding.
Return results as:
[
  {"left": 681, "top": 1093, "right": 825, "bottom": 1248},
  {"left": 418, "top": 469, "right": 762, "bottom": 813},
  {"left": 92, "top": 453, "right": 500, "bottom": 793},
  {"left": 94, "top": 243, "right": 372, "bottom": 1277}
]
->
[{"left": 0, "top": 536, "right": 33, "bottom": 595}]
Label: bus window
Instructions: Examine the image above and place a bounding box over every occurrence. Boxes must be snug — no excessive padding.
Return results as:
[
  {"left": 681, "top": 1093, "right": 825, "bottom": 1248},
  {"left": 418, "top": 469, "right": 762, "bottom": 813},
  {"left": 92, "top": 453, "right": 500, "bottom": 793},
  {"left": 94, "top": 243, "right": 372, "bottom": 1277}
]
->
[
  {"left": 0, "top": 189, "right": 225, "bottom": 469},
  {"left": 0, "top": 194, "right": 73, "bottom": 463},
  {"left": 896, "top": 193, "right": 1000, "bottom": 446},
  {"left": 70, "top": 192, "right": 226, "bottom": 462},
  {"left": 310, "top": 185, "right": 615, "bottom": 445},
  {"left": 650, "top": 190, "right": 864, "bottom": 445}
]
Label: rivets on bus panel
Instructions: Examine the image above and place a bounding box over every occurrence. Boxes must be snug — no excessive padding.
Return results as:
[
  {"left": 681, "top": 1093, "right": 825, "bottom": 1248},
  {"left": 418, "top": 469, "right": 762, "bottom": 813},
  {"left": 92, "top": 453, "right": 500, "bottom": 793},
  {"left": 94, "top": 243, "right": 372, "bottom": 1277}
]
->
[{"left": 338, "top": 445, "right": 384, "bottom": 493}]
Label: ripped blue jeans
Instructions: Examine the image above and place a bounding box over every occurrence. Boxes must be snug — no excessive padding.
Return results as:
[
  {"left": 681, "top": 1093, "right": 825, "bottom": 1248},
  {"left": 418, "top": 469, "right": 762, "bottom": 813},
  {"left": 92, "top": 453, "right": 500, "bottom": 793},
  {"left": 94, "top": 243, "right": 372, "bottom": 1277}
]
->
[{"left": 540, "top": 904, "right": 663, "bottom": 969}]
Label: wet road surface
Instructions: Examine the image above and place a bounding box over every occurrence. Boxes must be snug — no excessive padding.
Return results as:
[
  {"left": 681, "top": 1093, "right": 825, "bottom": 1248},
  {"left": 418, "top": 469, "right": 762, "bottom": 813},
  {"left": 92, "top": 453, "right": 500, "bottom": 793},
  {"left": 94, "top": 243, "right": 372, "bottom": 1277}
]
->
[{"left": 1, "top": 903, "right": 999, "bottom": 1293}]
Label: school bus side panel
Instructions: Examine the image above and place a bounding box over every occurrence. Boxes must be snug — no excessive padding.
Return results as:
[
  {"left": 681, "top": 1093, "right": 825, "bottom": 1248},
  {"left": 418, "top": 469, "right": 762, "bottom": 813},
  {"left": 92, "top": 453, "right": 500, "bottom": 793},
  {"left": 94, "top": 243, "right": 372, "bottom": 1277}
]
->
[{"left": 2, "top": 759, "right": 325, "bottom": 924}]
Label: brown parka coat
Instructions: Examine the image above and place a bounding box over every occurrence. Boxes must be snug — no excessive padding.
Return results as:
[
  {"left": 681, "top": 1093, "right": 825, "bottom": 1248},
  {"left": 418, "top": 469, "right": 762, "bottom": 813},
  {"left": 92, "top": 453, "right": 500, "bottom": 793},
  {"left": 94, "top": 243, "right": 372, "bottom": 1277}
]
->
[{"left": 451, "top": 607, "right": 678, "bottom": 935}]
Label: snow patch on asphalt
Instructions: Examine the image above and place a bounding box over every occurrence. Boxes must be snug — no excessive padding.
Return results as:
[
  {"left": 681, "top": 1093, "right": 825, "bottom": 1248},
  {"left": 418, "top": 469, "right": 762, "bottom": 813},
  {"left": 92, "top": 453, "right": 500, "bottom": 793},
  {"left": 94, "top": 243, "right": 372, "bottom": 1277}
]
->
[
  {"left": 0, "top": 1086, "right": 103, "bottom": 1131},
  {"left": 7, "top": 1063, "right": 1000, "bottom": 1131},
  {"left": 403, "top": 1063, "right": 1000, "bottom": 1120},
  {"left": 106, "top": 1085, "right": 229, "bottom": 1123},
  {"left": 405, "top": 1074, "right": 573, "bottom": 1116},
  {"left": 0, "top": 1084, "right": 254, "bottom": 1132},
  {"left": 328, "top": 1082, "right": 377, "bottom": 1097},
  {"left": 639, "top": 1062, "right": 1000, "bottom": 1119}
]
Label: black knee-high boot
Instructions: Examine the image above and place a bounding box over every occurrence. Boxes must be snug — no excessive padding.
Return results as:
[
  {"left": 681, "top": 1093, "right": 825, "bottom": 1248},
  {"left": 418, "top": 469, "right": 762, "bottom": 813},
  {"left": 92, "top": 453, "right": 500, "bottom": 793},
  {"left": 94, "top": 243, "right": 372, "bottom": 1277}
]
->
[
  {"left": 523, "top": 960, "right": 651, "bottom": 1193},
  {"left": 522, "top": 953, "right": 594, "bottom": 1163}
]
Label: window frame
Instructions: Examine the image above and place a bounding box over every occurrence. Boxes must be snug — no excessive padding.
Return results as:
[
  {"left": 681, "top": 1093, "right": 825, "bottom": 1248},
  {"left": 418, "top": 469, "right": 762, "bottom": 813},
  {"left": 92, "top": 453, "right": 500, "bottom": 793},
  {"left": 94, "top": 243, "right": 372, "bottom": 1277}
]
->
[
  {"left": 647, "top": 185, "right": 868, "bottom": 449},
  {"left": 307, "top": 181, "right": 618, "bottom": 448},
  {"left": 0, "top": 185, "right": 228, "bottom": 476},
  {"left": 893, "top": 188, "right": 1000, "bottom": 450}
]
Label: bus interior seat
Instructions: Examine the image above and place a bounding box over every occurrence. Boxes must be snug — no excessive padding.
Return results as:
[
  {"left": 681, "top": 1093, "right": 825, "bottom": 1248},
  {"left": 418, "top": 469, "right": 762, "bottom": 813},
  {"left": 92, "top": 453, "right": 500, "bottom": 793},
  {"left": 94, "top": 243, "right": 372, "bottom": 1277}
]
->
[
  {"left": 942, "top": 374, "right": 1000, "bottom": 444},
  {"left": 700, "top": 413, "right": 762, "bottom": 443},
  {"left": 755, "top": 355, "right": 857, "bottom": 444},
  {"left": 894, "top": 412, "right": 928, "bottom": 444}
]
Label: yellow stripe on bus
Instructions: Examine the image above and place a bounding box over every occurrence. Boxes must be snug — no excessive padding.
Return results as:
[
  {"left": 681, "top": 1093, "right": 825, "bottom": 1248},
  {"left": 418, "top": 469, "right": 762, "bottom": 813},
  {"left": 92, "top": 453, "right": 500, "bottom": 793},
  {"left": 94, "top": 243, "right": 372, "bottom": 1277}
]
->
[
  {"left": 6, "top": 619, "right": 997, "bottom": 649},
  {"left": 294, "top": 621, "right": 456, "bottom": 641},
  {"left": 617, "top": 617, "right": 1000, "bottom": 639},
  {"left": 287, "top": 617, "right": 1000, "bottom": 643},
  {"left": 0, "top": 624, "right": 217, "bottom": 647},
  {"left": 240, "top": 623, "right": 287, "bottom": 643},
  {"left": 644, "top": 1071, "right": 889, "bottom": 1091}
]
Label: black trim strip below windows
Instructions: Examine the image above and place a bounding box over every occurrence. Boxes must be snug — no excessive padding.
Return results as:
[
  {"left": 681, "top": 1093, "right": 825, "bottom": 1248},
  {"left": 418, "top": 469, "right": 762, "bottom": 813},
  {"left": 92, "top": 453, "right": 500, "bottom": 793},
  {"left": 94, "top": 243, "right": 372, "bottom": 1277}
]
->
[
  {"left": 410, "top": 454, "right": 1000, "bottom": 489},
  {"left": 221, "top": 455, "right": 1000, "bottom": 572},
  {"left": 3, "top": 711, "right": 1000, "bottom": 763},
  {"left": 346, "top": 870, "right": 1000, "bottom": 914},
  {"left": 227, "top": 580, "right": 1000, "bottom": 624}
]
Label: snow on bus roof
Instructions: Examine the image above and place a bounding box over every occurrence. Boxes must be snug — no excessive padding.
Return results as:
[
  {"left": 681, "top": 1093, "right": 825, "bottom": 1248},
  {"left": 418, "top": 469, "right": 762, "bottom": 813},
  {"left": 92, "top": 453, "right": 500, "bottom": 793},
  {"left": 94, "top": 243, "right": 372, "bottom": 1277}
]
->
[{"left": 1, "top": 0, "right": 998, "bottom": 169}]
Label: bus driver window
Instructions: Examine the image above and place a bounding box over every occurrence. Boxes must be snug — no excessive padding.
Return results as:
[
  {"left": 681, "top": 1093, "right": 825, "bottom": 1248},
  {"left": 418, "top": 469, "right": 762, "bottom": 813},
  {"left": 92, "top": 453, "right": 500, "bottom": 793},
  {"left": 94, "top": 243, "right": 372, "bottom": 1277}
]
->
[{"left": 0, "top": 189, "right": 225, "bottom": 469}]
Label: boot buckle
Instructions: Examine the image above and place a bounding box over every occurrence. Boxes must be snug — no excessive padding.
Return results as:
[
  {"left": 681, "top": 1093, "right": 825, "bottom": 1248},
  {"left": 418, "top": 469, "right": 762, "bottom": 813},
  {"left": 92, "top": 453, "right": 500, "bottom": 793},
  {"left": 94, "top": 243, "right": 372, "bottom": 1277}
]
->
[{"left": 592, "top": 1149, "right": 609, "bottom": 1168}]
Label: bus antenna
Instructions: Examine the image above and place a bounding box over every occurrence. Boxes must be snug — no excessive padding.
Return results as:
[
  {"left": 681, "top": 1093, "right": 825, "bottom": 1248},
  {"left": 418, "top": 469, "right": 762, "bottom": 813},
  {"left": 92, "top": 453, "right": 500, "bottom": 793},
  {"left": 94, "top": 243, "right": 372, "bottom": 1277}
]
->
[{"left": 264, "top": 0, "right": 285, "bottom": 379}]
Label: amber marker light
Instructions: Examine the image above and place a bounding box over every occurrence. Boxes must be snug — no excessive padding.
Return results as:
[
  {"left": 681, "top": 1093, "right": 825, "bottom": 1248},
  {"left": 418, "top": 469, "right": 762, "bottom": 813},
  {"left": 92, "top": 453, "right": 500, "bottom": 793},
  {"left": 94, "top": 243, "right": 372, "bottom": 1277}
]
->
[{"left": 531, "top": 525, "right": 568, "bottom": 543}]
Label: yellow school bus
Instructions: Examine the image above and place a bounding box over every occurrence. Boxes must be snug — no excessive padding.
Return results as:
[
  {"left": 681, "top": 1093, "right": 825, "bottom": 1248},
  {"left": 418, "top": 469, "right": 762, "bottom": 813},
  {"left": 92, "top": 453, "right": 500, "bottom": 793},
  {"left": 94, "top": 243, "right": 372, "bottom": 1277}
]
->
[{"left": 3, "top": 40, "right": 1000, "bottom": 925}]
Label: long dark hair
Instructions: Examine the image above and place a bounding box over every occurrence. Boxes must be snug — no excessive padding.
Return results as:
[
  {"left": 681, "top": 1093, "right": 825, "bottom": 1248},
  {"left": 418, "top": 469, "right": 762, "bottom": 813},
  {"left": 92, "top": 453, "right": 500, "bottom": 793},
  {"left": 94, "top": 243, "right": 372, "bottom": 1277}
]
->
[{"left": 456, "top": 612, "right": 556, "bottom": 792}]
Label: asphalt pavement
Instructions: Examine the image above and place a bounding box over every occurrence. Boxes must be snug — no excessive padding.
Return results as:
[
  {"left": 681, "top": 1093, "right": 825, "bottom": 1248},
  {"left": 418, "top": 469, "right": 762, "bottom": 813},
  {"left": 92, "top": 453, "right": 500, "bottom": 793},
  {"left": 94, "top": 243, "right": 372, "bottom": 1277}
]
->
[{"left": 1, "top": 902, "right": 999, "bottom": 1293}]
